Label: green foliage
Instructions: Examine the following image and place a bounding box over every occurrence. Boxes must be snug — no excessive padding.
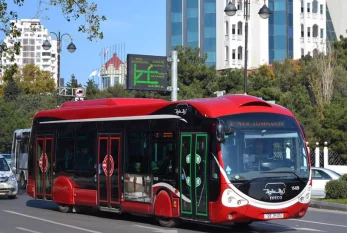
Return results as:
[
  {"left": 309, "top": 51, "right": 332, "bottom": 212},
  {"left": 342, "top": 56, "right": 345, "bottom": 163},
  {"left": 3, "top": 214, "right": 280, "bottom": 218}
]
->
[
  {"left": 66, "top": 74, "right": 82, "bottom": 88},
  {"left": 325, "top": 180, "right": 347, "bottom": 199},
  {"left": 0, "top": 93, "right": 56, "bottom": 152},
  {"left": 340, "top": 174, "right": 347, "bottom": 182},
  {"left": 14, "top": 64, "right": 56, "bottom": 94}
]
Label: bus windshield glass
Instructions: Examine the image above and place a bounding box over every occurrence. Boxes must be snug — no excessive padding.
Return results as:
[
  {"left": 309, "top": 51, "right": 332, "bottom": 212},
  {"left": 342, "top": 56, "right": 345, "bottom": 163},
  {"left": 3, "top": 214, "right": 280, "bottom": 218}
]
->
[{"left": 219, "top": 113, "right": 309, "bottom": 183}]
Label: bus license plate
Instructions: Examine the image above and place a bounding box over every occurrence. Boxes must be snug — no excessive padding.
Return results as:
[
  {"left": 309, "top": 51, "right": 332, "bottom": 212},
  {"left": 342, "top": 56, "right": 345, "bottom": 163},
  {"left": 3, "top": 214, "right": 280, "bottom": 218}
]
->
[{"left": 264, "top": 213, "right": 284, "bottom": 219}]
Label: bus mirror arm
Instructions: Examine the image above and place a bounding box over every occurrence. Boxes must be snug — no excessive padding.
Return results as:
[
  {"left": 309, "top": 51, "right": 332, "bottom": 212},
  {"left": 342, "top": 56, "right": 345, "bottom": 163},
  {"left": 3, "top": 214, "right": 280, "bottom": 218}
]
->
[{"left": 216, "top": 120, "right": 226, "bottom": 143}]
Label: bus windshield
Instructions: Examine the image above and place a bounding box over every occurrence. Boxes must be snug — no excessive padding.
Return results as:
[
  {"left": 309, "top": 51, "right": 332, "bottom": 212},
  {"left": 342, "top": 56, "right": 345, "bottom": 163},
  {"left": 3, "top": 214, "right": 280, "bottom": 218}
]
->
[{"left": 219, "top": 113, "right": 310, "bottom": 183}]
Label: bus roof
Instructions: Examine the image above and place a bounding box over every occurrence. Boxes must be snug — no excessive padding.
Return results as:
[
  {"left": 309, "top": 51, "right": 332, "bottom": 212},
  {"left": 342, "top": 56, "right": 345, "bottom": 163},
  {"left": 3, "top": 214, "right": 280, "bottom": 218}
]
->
[{"left": 34, "top": 95, "right": 294, "bottom": 121}]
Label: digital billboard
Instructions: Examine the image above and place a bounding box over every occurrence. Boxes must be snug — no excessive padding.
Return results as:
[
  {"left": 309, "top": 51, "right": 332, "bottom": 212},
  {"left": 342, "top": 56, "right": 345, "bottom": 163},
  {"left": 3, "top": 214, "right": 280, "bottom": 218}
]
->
[{"left": 126, "top": 54, "right": 168, "bottom": 91}]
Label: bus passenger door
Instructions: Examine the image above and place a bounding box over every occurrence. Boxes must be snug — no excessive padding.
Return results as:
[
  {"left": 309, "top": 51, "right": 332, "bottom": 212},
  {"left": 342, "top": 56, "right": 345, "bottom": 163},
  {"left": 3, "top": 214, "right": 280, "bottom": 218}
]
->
[
  {"left": 180, "top": 133, "right": 209, "bottom": 220},
  {"left": 35, "top": 136, "right": 54, "bottom": 200},
  {"left": 98, "top": 135, "right": 121, "bottom": 209}
]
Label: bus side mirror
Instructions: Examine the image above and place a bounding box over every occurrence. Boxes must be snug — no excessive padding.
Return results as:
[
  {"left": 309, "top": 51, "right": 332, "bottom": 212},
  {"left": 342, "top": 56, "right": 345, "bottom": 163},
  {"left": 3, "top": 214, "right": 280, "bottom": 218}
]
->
[{"left": 216, "top": 120, "right": 226, "bottom": 143}]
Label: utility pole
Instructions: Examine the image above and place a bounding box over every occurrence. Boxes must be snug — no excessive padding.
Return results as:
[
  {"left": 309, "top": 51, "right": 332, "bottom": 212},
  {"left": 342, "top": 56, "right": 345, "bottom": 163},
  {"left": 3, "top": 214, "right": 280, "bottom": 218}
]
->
[{"left": 167, "top": 50, "right": 179, "bottom": 101}]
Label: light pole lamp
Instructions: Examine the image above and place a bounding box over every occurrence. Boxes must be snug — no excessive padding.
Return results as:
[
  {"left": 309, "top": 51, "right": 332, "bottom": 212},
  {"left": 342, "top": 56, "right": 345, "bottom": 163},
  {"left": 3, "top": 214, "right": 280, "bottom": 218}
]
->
[
  {"left": 225, "top": 0, "right": 271, "bottom": 94},
  {"left": 42, "top": 32, "right": 76, "bottom": 105}
]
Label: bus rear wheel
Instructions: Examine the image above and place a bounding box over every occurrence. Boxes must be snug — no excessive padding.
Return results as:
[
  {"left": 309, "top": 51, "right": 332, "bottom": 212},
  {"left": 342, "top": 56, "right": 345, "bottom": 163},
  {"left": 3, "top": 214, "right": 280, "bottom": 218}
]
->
[
  {"left": 58, "top": 204, "right": 72, "bottom": 213},
  {"left": 158, "top": 217, "right": 180, "bottom": 228}
]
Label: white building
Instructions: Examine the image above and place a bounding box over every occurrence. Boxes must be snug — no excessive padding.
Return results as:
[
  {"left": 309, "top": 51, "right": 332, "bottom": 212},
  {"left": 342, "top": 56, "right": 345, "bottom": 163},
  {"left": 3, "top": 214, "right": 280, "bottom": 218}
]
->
[
  {"left": 217, "top": 0, "right": 327, "bottom": 71},
  {"left": 167, "top": 0, "right": 328, "bottom": 71},
  {"left": 1, "top": 19, "right": 58, "bottom": 84},
  {"left": 326, "top": 0, "right": 347, "bottom": 40},
  {"left": 100, "top": 53, "right": 127, "bottom": 90}
]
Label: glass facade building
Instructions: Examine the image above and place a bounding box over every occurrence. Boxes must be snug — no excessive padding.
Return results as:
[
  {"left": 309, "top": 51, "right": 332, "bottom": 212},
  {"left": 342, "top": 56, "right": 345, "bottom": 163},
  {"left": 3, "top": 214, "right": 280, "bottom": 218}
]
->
[
  {"left": 326, "top": 4, "right": 337, "bottom": 42},
  {"left": 269, "top": 0, "right": 293, "bottom": 63},
  {"left": 167, "top": 0, "right": 216, "bottom": 66},
  {"left": 171, "top": 0, "right": 183, "bottom": 49}
]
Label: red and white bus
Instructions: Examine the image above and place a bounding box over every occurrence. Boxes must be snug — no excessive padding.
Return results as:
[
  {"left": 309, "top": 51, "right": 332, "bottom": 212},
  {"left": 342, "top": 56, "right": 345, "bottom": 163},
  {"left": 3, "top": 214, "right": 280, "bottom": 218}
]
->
[{"left": 26, "top": 95, "right": 311, "bottom": 227}]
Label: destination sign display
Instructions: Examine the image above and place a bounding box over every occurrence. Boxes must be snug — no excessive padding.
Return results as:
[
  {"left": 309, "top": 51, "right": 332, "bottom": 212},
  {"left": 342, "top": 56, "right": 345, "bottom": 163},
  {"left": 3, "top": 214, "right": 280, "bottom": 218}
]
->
[{"left": 126, "top": 54, "right": 168, "bottom": 91}]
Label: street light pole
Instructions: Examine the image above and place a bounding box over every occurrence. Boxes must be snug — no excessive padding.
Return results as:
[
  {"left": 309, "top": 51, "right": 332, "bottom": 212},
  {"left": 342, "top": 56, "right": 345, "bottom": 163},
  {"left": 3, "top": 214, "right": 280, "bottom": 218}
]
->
[
  {"left": 244, "top": 0, "right": 250, "bottom": 95},
  {"left": 42, "top": 31, "right": 76, "bottom": 106},
  {"left": 225, "top": 0, "right": 271, "bottom": 94}
]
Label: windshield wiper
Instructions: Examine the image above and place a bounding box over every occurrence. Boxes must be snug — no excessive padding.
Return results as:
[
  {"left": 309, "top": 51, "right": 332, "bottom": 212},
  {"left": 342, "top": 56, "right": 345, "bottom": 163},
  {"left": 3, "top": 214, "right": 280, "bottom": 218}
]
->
[{"left": 260, "top": 171, "right": 306, "bottom": 185}]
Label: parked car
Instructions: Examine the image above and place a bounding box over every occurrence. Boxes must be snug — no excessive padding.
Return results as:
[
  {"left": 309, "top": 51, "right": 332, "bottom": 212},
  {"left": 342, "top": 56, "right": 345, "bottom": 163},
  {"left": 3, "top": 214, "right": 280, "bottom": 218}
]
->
[
  {"left": 0, "top": 155, "right": 18, "bottom": 199},
  {"left": 0, "top": 153, "right": 12, "bottom": 166},
  {"left": 311, "top": 167, "right": 341, "bottom": 198}
]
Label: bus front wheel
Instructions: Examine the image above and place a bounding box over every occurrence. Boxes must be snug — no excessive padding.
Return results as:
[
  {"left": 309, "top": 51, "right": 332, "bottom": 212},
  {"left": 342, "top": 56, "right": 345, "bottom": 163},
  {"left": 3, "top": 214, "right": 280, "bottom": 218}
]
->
[
  {"left": 58, "top": 204, "right": 72, "bottom": 213},
  {"left": 158, "top": 217, "right": 180, "bottom": 228}
]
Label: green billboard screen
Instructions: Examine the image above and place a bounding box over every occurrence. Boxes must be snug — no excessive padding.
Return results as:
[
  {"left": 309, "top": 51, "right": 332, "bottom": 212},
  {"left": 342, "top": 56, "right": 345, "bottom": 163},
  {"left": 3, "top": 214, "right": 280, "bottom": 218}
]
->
[{"left": 126, "top": 54, "right": 168, "bottom": 91}]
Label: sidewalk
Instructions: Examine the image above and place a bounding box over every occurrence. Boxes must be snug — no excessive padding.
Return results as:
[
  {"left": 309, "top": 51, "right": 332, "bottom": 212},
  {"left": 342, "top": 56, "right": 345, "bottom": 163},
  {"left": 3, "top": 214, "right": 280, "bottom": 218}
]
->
[{"left": 309, "top": 200, "right": 347, "bottom": 212}]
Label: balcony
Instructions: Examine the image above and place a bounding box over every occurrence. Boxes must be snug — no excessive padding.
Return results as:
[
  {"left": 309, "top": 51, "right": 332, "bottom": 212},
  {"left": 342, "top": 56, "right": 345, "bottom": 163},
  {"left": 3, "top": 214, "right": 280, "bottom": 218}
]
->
[
  {"left": 300, "top": 37, "right": 304, "bottom": 43},
  {"left": 307, "top": 37, "right": 311, "bottom": 43},
  {"left": 320, "top": 14, "right": 324, "bottom": 20},
  {"left": 300, "top": 13, "right": 304, "bottom": 19},
  {"left": 225, "top": 60, "right": 229, "bottom": 67},
  {"left": 225, "top": 35, "right": 229, "bottom": 42},
  {"left": 232, "top": 35, "right": 236, "bottom": 40},
  {"left": 237, "top": 11, "right": 242, "bottom": 16},
  {"left": 237, "top": 35, "right": 243, "bottom": 41},
  {"left": 232, "top": 60, "right": 236, "bottom": 65},
  {"left": 313, "top": 13, "right": 317, "bottom": 19},
  {"left": 238, "top": 59, "right": 243, "bottom": 66},
  {"left": 313, "top": 37, "right": 318, "bottom": 43}
]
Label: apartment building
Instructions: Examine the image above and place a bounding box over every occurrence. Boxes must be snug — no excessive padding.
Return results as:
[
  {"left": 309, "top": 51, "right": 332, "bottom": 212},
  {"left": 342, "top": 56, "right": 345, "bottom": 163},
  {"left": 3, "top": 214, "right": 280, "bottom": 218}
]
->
[
  {"left": 1, "top": 19, "right": 58, "bottom": 84},
  {"left": 167, "top": 0, "right": 328, "bottom": 71}
]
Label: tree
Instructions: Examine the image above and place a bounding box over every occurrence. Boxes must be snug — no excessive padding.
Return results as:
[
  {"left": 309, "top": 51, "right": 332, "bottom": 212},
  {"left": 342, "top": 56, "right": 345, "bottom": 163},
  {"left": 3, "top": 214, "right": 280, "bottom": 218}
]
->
[
  {"left": 66, "top": 74, "right": 81, "bottom": 88},
  {"left": 13, "top": 64, "right": 56, "bottom": 94},
  {"left": 2, "top": 64, "right": 21, "bottom": 101},
  {"left": 84, "top": 78, "right": 99, "bottom": 99},
  {"left": 0, "top": 0, "right": 106, "bottom": 69},
  {"left": 172, "top": 46, "right": 217, "bottom": 99}
]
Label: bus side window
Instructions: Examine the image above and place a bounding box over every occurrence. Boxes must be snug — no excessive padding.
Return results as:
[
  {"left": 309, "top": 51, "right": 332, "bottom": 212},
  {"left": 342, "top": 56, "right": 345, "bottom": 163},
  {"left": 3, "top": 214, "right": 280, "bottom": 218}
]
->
[
  {"left": 125, "top": 132, "right": 149, "bottom": 174},
  {"left": 150, "top": 140, "right": 176, "bottom": 175}
]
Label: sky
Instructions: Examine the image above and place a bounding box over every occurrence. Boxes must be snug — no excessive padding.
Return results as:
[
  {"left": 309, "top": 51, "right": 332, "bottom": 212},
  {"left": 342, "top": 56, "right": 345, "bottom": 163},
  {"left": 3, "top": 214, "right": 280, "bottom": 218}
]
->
[{"left": 4, "top": 0, "right": 166, "bottom": 87}]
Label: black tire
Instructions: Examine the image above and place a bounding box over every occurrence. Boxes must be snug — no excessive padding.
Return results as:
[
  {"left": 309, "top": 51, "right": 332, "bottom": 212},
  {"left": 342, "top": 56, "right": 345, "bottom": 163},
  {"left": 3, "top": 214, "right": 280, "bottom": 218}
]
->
[
  {"left": 58, "top": 204, "right": 72, "bottom": 213},
  {"left": 158, "top": 217, "right": 180, "bottom": 228},
  {"left": 8, "top": 195, "right": 16, "bottom": 199},
  {"left": 20, "top": 173, "right": 26, "bottom": 189}
]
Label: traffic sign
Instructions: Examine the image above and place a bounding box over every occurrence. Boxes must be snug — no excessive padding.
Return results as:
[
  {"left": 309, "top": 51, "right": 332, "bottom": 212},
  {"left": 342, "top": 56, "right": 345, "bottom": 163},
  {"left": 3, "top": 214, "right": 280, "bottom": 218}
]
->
[{"left": 75, "top": 87, "right": 85, "bottom": 97}]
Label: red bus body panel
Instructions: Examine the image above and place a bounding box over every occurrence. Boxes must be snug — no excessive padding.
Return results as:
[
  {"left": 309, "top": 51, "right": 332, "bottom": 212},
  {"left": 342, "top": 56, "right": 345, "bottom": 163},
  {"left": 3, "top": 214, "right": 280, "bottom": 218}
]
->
[{"left": 28, "top": 95, "right": 310, "bottom": 223}]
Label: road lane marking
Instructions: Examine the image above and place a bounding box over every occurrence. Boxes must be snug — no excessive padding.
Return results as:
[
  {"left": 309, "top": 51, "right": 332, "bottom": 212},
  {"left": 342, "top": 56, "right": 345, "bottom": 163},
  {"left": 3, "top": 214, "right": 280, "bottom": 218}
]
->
[
  {"left": 16, "top": 227, "right": 41, "bottom": 233},
  {"left": 294, "top": 228, "right": 325, "bottom": 232},
  {"left": 258, "top": 222, "right": 325, "bottom": 232},
  {"left": 134, "top": 224, "right": 177, "bottom": 233},
  {"left": 4, "top": 210, "right": 102, "bottom": 233},
  {"left": 289, "top": 219, "right": 347, "bottom": 228}
]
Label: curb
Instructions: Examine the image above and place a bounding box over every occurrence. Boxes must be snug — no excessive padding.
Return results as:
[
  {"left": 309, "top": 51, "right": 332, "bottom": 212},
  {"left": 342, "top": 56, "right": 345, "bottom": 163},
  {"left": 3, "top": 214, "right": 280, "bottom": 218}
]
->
[{"left": 309, "top": 200, "right": 347, "bottom": 212}]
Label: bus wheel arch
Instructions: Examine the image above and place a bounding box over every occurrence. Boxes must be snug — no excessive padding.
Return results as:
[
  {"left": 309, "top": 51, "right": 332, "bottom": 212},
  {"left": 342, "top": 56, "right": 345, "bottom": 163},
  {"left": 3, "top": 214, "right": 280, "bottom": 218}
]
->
[{"left": 154, "top": 189, "right": 180, "bottom": 228}]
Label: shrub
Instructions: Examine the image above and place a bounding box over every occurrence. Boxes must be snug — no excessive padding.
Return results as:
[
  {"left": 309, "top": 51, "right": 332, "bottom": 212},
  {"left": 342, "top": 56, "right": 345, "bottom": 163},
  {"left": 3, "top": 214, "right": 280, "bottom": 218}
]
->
[
  {"left": 325, "top": 180, "right": 347, "bottom": 199},
  {"left": 339, "top": 174, "right": 347, "bottom": 182}
]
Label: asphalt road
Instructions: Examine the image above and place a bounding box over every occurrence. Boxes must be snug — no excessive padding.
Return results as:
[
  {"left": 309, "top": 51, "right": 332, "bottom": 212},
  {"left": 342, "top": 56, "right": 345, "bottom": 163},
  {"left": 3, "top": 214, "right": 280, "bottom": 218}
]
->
[{"left": 1, "top": 189, "right": 347, "bottom": 233}]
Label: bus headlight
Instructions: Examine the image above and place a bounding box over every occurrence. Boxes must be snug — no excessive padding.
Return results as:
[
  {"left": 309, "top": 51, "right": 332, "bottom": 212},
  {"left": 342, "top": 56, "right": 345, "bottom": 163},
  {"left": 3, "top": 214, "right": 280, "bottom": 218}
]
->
[
  {"left": 222, "top": 188, "right": 248, "bottom": 207},
  {"left": 298, "top": 185, "right": 311, "bottom": 204}
]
